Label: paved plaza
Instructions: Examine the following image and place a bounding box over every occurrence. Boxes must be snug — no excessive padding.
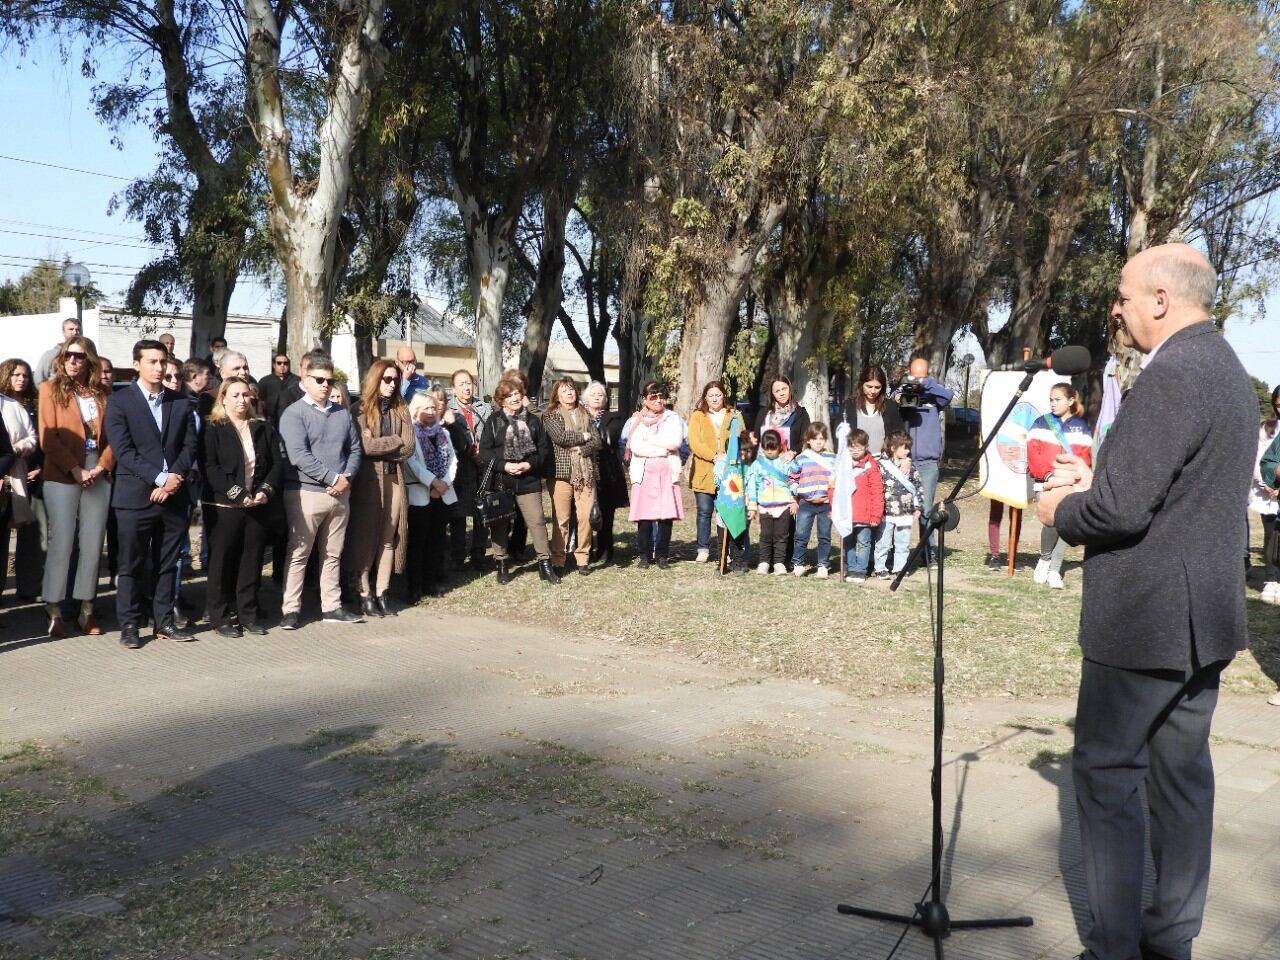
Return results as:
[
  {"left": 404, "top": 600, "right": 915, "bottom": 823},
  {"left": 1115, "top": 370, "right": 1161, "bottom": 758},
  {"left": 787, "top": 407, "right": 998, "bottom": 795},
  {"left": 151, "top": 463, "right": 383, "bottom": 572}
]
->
[{"left": 1, "top": 595, "right": 1278, "bottom": 959}]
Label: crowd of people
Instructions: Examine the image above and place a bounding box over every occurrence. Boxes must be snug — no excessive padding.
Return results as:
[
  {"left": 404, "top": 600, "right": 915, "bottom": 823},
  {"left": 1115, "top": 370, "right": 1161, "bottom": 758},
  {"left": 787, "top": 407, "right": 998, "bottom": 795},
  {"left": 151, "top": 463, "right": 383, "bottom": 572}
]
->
[{"left": 0, "top": 318, "right": 1277, "bottom": 649}]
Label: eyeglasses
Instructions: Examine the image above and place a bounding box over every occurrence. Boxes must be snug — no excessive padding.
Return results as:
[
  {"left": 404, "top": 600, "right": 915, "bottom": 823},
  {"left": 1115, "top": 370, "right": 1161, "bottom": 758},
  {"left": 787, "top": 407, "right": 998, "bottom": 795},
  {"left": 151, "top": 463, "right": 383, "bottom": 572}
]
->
[
  {"left": 646, "top": 391, "right": 666, "bottom": 400},
  {"left": 311, "top": 375, "right": 334, "bottom": 386},
  {"left": 64, "top": 351, "right": 87, "bottom": 362},
  {"left": 274, "top": 359, "right": 290, "bottom": 366}
]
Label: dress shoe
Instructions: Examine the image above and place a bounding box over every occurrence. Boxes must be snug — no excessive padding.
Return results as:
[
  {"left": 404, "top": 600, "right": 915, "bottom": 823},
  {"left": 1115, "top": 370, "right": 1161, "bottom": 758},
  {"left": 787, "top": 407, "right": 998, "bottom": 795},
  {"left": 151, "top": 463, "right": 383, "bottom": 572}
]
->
[
  {"left": 656, "top": 557, "right": 670, "bottom": 570},
  {"left": 155, "top": 620, "right": 196, "bottom": 642},
  {"left": 216, "top": 623, "right": 243, "bottom": 639},
  {"left": 119, "top": 624, "right": 143, "bottom": 650},
  {"left": 245, "top": 622, "right": 269, "bottom": 636},
  {"left": 538, "top": 560, "right": 562, "bottom": 585},
  {"left": 577, "top": 565, "right": 590, "bottom": 577},
  {"left": 362, "top": 596, "right": 383, "bottom": 619},
  {"left": 375, "top": 594, "right": 394, "bottom": 617},
  {"left": 280, "top": 612, "right": 301, "bottom": 631},
  {"left": 48, "top": 616, "right": 67, "bottom": 639},
  {"left": 636, "top": 557, "right": 651, "bottom": 570},
  {"left": 77, "top": 614, "right": 104, "bottom": 636},
  {"left": 496, "top": 560, "right": 513, "bottom": 585}
]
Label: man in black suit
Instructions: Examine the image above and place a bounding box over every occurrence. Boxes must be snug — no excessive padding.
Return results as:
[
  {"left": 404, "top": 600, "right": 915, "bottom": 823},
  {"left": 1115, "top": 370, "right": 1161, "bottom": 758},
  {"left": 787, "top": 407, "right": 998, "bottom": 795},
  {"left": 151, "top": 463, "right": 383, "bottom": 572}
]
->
[
  {"left": 1039, "top": 244, "right": 1256, "bottom": 960},
  {"left": 104, "top": 339, "right": 200, "bottom": 649}
]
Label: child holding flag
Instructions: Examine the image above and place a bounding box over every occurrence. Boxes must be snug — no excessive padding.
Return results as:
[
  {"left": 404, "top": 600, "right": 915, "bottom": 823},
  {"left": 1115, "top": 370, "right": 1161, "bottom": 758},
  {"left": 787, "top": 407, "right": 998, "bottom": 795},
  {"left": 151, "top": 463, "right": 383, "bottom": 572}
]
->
[
  {"left": 747, "top": 429, "right": 797, "bottom": 574},
  {"left": 1028, "top": 383, "right": 1092, "bottom": 589},
  {"left": 874, "top": 431, "right": 924, "bottom": 579},
  {"left": 831, "top": 427, "right": 884, "bottom": 583},
  {"left": 789, "top": 423, "right": 836, "bottom": 577}
]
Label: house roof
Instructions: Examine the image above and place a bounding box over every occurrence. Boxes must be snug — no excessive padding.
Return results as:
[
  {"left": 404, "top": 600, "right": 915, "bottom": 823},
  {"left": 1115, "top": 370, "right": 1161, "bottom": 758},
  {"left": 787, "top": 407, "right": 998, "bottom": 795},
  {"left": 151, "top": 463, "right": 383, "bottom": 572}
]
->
[{"left": 384, "top": 301, "right": 472, "bottom": 348}]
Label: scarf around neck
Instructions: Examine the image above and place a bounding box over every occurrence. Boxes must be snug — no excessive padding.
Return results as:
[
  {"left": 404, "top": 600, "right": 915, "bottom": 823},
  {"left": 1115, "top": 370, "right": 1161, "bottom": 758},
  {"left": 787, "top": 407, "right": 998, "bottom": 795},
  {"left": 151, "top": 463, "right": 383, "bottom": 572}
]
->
[
  {"left": 765, "top": 402, "right": 796, "bottom": 444},
  {"left": 626, "top": 408, "right": 665, "bottom": 459},
  {"left": 416, "top": 421, "right": 449, "bottom": 481},
  {"left": 503, "top": 409, "right": 537, "bottom": 463}
]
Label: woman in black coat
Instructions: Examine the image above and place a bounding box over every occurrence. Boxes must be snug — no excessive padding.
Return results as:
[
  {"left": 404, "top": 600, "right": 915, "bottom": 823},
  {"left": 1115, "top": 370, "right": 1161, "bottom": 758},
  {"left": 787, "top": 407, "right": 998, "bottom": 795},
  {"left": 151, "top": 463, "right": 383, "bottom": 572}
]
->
[
  {"left": 203, "top": 377, "right": 282, "bottom": 637},
  {"left": 841, "top": 364, "right": 904, "bottom": 456},
  {"left": 751, "top": 374, "right": 811, "bottom": 454},
  {"left": 583, "top": 381, "right": 629, "bottom": 565},
  {"left": 478, "top": 378, "right": 558, "bottom": 585}
]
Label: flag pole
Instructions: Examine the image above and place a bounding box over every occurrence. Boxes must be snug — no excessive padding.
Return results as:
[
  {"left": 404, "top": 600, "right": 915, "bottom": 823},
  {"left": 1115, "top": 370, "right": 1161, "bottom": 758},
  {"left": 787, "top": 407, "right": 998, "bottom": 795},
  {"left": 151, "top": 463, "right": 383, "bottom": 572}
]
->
[{"left": 718, "top": 525, "right": 729, "bottom": 576}]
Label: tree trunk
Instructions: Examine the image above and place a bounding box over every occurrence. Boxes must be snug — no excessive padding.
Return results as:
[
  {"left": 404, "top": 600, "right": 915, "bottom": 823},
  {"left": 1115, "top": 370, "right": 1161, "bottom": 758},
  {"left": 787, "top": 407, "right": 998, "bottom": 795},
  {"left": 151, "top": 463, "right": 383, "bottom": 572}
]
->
[
  {"left": 519, "top": 187, "right": 573, "bottom": 391},
  {"left": 188, "top": 267, "right": 237, "bottom": 359},
  {"left": 277, "top": 225, "right": 338, "bottom": 369}
]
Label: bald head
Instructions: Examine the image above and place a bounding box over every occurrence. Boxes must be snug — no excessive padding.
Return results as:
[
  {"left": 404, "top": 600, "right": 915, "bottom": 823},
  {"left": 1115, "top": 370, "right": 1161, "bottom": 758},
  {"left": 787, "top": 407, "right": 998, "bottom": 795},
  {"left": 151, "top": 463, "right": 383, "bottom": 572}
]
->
[
  {"left": 395, "top": 345, "right": 418, "bottom": 381},
  {"left": 1112, "top": 243, "right": 1217, "bottom": 353}
]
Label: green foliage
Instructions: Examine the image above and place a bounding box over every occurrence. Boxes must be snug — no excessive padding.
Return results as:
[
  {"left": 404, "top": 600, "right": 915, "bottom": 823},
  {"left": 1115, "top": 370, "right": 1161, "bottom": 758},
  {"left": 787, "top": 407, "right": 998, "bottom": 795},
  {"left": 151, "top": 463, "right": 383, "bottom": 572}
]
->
[
  {"left": 1252, "top": 375, "right": 1277, "bottom": 421},
  {"left": 0, "top": 258, "right": 104, "bottom": 316}
]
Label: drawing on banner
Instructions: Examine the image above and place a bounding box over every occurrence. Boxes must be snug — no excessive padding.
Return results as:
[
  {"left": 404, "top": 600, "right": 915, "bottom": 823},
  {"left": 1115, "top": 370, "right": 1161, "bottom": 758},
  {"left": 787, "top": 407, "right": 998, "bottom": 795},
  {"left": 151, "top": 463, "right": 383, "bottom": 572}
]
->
[{"left": 978, "top": 370, "right": 1071, "bottom": 509}]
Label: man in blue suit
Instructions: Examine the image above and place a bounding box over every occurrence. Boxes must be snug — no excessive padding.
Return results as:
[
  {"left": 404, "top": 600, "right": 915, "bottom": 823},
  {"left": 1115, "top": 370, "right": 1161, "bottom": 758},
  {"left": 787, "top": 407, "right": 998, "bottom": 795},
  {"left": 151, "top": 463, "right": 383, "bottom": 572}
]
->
[{"left": 104, "top": 339, "right": 200, "bottom": 649}]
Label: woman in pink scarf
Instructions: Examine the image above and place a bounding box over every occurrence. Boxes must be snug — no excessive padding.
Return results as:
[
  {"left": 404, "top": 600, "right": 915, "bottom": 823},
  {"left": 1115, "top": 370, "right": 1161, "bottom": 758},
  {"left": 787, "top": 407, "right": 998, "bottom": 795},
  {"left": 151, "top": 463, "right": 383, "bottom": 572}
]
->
[{"left": 625, "top": 380, "right": 684, "bottom": 569}]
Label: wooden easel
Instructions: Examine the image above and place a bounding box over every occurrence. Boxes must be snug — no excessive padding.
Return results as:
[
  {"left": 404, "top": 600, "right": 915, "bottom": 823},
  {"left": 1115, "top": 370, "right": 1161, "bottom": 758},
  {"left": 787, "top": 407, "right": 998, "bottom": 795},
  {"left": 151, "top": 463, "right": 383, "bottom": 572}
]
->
[{"left": 1003, "top": 346, "right": 1033, "bottom": 576}]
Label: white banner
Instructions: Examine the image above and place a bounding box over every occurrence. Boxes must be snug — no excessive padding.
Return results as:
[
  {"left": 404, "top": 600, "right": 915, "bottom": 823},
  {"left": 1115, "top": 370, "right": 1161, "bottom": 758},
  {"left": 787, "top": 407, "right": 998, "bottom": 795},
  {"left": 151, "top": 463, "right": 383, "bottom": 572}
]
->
[{"left": 978, "top": 370, "right": 1072, "bottom": 509}]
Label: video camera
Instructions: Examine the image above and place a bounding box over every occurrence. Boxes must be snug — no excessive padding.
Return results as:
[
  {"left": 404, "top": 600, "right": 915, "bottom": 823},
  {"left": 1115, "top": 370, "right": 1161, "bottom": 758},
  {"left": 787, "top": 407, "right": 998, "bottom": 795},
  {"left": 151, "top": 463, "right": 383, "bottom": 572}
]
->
[{"left": 896, "top": 375, "right": 927, "bottom": 410}]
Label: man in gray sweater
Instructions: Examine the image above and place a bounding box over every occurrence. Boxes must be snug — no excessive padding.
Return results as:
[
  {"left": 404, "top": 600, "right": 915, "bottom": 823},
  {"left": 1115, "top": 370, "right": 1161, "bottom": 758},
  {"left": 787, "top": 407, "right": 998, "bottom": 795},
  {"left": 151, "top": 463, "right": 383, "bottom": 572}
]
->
[
  {"left": 277, "top": 357, "right": 363, "bottom": 628},
  {"left": 1039, "top": 243, "right": 1256, "bottom": 960}
]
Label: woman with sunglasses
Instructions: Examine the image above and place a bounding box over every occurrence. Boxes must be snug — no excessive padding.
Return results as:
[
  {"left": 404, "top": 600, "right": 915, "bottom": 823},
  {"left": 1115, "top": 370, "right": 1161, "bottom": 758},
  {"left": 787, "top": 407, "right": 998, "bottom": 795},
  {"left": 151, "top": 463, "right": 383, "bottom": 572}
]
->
[
  {"left": 37, "top": 336, "right": 115, "bottom": 637},
  {"left": 625, "top": 380, "right": 685, "bottom": 569},
  {"left": 203, "top": 376, "right": 281, "bottom": 636},
  {"left": 0, "top": 358, "right": 43, "bottom": 603},
  {"left": 345, "top": 359, "right": 414, "bottom": 617}
]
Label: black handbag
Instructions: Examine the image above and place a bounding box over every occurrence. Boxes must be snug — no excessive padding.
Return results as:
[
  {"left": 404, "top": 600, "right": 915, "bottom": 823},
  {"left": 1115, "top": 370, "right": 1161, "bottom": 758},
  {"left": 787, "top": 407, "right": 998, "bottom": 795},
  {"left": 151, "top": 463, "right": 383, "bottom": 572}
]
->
[
  {"left": 588, "top": 498, "right": 603, "bottom": 532},
  {"left": 476, "top": 458, "right": 516, "bottom": 527}
]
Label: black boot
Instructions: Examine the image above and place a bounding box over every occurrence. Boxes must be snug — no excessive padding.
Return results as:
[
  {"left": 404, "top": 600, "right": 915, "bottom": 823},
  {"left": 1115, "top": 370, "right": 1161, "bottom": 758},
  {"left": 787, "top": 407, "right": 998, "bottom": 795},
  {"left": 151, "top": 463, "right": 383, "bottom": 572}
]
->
[
  {"left": 496, "top": 559, "right": 513, "bottom": 585},
  {"left": 538, "top": 560, "right": 562, "bottom": 585},
  {"left": 362, "top": 596, "right": 383, "bottom": 618},
  {"left": 375, "top": 594, "right": 393, "bottom": 617}
]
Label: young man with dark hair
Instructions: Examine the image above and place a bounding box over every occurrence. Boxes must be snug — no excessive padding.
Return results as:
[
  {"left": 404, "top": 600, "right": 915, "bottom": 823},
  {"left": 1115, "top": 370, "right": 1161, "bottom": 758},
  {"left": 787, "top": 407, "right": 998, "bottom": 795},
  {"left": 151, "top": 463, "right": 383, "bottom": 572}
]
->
[{"left": 103, "top": 339, "right": 200, "bottom": 648}]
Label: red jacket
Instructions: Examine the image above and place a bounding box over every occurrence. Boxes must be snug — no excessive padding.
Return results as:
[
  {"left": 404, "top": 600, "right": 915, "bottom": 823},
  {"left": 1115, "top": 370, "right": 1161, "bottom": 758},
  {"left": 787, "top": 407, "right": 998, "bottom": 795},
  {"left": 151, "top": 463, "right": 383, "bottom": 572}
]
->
[{"left": 850, "top": 453, "right": 884, "bottom": 526}]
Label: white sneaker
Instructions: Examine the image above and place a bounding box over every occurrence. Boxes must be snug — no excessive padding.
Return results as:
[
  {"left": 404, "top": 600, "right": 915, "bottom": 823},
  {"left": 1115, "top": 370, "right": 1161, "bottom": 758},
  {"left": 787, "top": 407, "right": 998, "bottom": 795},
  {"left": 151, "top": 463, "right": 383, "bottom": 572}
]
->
[
  {"left": 815, "top": 566, "right": 829, "bottom": 579},
  {"left": 1269, "top": 690, "right": 1280, "bottom": 706},
  {"left": 756, "top": 562, "right": 771, "bottom": 574},
  {"left": 695, "top": 548, "right": 710, "bottom": 563},
  {"left": 1262, "top": 582, "right": 1280, "bottom": 604},
  {"left": 1033, "top": 557, "right": 1052, "bottom": 585},
  {"left": 793, "top": 564, "right": 809, "bottom": 577},
  {"left": 1047, "top": 571, "right": 1065, "bottom": 589},
  {"left": 772, "top": 563, "right": 788, "bottom": 575},
  {"left": 844, "top": 574, "right": 866, "bottom": 584}
]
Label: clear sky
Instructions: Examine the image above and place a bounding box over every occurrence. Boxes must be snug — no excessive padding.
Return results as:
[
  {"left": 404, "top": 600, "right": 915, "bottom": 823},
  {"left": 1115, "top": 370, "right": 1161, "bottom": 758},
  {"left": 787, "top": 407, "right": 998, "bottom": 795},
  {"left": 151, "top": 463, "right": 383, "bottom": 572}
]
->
[{"left": 1, "top": 41, "right": 1276, "bottom": 387}]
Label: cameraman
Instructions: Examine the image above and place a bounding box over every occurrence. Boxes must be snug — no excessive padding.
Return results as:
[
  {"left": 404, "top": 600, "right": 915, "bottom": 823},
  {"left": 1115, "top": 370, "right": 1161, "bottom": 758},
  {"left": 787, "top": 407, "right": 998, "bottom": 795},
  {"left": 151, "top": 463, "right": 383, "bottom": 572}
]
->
[{"left": 893, "top": 356, "right": 953, "bottom": 566}]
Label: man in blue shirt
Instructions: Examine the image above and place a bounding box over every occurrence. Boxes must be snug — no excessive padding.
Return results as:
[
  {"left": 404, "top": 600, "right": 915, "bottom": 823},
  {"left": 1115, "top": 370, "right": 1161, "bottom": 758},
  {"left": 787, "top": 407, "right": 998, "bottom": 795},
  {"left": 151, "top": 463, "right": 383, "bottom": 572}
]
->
[
  {"left": 895, "top": 356, "right": 953, "bottom": 566},
  {"left": 396, "top": 345, "right": 429, "bottom": 404}
]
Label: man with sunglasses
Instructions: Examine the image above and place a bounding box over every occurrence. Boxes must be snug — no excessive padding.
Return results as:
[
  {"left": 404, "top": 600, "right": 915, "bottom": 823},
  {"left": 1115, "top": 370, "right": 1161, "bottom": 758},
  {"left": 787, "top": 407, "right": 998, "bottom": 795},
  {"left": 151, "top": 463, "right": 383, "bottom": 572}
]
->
[
  {"left": 104, "top": 339, "right": 201, "bottom": 648},
  {"left": 277, "top": 357, "right": 364, "bottom": 628},
  {"left": 258, "top": 353, "right": 300, "bottom": 424}
]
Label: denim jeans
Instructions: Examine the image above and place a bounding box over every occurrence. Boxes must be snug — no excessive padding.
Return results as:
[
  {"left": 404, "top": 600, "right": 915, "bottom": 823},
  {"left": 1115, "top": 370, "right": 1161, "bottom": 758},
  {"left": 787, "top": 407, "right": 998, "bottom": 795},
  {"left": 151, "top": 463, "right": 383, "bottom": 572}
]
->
[
  {"left": 792, "top": 501, "right": 832, "bottom": 568},
  {"left": 874, "top": 521, "right": 912, "bottom": 574},
  {"left": 695, "top": 491, "right": 716, "bottom": 551},
  {"left": 843, "top": 525, "right": 874, "bottom": 574},
  {"left": 914, "top": 459, "right": 940, "bottom": 560}
]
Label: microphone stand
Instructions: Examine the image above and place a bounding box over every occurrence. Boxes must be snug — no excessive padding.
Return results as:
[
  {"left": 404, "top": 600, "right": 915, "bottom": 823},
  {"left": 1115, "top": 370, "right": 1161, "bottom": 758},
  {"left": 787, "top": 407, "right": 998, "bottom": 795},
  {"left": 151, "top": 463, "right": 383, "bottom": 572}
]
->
[{"left": 837, "top": 372, "right": 1037, "bottom": 956}]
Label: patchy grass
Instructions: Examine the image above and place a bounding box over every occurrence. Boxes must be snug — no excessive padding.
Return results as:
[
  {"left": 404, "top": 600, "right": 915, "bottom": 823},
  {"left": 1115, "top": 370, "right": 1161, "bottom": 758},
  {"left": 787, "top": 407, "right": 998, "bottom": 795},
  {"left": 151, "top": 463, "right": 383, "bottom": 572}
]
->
[
  {"left": 429, "top": 481, "right": 1280, "bottom": 701},
  {"left": 0, "top": 741, "right": 118, "bottom": 859},
  {"left": 2, "top": 733, "right": 789, "bottom": 960}
]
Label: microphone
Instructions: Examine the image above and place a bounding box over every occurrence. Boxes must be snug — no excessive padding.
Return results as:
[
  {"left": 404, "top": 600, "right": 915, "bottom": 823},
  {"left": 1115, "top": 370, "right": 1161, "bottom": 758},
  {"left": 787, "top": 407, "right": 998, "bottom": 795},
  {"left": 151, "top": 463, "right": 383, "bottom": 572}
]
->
[{"left": 996, "top": 345, "right": 1091, "bottom": 375}]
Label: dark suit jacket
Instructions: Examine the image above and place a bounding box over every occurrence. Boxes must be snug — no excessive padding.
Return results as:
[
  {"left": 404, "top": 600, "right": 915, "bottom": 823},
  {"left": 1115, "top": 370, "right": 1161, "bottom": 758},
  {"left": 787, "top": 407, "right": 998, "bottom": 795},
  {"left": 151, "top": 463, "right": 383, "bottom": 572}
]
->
[
  {"left": 202, "top": 419, "right": 283, "bottom": 506},
  {"left": 103, "top": 382, "right": 200, "bottom": 510},
  {"left": 258, "top": 373, "right": 301, "bottom": 423},
  {"left": 1056, "top": 321, "right": 1256, "bottom": 672}
]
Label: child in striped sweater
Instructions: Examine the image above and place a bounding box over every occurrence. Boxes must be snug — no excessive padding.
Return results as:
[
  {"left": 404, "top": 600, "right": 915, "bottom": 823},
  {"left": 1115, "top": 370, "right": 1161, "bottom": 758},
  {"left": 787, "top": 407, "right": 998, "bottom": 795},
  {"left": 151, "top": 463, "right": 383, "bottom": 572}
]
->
[
  {"left": 746, "top": 429, "right": 797, "bottom": 574},
  {"left": 789, "top": 423, "right": 836, "bottom": 577}
]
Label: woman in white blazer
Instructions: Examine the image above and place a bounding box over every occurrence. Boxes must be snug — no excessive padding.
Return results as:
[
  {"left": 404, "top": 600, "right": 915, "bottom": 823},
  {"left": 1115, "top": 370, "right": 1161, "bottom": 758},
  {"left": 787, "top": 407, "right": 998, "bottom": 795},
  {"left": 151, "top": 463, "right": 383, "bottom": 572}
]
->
[{"left": 404, "top": 389, "right": 458, "bottom": 600}]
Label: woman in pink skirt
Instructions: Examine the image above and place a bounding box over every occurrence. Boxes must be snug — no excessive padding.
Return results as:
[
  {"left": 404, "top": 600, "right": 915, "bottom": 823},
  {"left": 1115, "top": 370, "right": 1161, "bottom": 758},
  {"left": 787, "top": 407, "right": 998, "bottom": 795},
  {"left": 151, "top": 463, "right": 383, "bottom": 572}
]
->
[{"left": 625, "top": 380, "right": 685, "bottom": 569}]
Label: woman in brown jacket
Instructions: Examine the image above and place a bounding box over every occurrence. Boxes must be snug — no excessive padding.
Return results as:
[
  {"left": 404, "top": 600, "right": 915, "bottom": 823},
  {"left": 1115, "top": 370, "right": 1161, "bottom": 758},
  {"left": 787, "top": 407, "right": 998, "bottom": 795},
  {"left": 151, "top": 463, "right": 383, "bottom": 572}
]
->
[
  {"left": 344, "top": 359, "right": 414, "bottom": 618},
  {"left": 38, "top": 336, "right": 115, "bottom": 637}
]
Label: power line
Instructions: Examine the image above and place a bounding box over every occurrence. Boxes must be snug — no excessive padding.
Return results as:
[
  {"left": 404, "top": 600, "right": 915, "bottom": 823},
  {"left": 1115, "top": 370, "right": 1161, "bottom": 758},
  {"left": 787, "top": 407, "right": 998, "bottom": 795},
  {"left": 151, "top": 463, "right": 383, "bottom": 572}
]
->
[
  {"left": 0, "top": 153, "right": 133, "bottom": 181},
  {"left": 0, "top": 227, "right": 157, "bottom": 251},
  {"left": 0, "top": 252, "right": 149, "bottom": 270},
  {"left": 0, "top": 218, "right": 148, "bottom": 243}
]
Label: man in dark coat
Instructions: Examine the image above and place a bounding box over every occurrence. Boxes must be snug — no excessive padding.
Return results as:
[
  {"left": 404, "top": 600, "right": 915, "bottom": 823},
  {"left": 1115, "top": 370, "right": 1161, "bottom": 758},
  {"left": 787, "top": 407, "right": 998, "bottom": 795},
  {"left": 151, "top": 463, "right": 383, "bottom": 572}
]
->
[
  {"left": 1039, "top": 243, "right": 1256, "bottom": 960},
  {"left": 258, "top": 352, "right": 301, "bottom": 423},
  {"left": 104, "top": 339, "right": 201, "bottom": 648}
]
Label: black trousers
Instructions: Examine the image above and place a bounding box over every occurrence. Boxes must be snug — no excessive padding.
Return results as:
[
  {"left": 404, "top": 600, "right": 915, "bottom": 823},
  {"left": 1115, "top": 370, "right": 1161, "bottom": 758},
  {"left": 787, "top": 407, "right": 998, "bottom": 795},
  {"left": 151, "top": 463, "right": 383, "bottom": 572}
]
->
[
  {"left": 757, "top": 513, "right": 790, "bottom": 567},
  {"left": 635, "top": 519, "right": 672, "bottom": 560},
  {"left": 447, "top": 504, "right": 489, "bottom": 566},
  {"left": 0, "top": 499, "right": 44, "bottom": 599},
  {"left": 1073, "top": 657, "right": 1225, "bottom": 960},
  {"left": 407, "top": 501, "right": 449, "bottom": 595},
  {"left": 115, "top": 499, "right": 188, "bottom": 630},
  {"left": 592, "top": 508, "right": 617, "bottom": 561},
  {"left": 206, "top": 505, "right": 270, "bottom": 627}
]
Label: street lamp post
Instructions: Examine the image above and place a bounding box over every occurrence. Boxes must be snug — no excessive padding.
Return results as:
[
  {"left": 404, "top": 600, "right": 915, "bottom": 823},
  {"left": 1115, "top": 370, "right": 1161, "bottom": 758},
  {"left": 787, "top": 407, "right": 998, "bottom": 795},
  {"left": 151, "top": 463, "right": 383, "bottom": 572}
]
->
[
  {"left": 62, "top": 262, "right": 91, "bottom": 322},
  {"left": 961, "top": 352, "right": 975, "bottom": 410}
]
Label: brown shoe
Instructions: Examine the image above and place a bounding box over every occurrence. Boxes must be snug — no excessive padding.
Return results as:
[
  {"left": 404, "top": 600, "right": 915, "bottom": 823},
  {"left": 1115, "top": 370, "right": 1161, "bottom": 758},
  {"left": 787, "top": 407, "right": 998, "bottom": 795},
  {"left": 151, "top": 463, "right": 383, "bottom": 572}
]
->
[
  {"left": 78, "top": 615, "right": 104, "bottom": 636},
  {"left": 48, "top": 616, "right": 66, "bottom": 639}
]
